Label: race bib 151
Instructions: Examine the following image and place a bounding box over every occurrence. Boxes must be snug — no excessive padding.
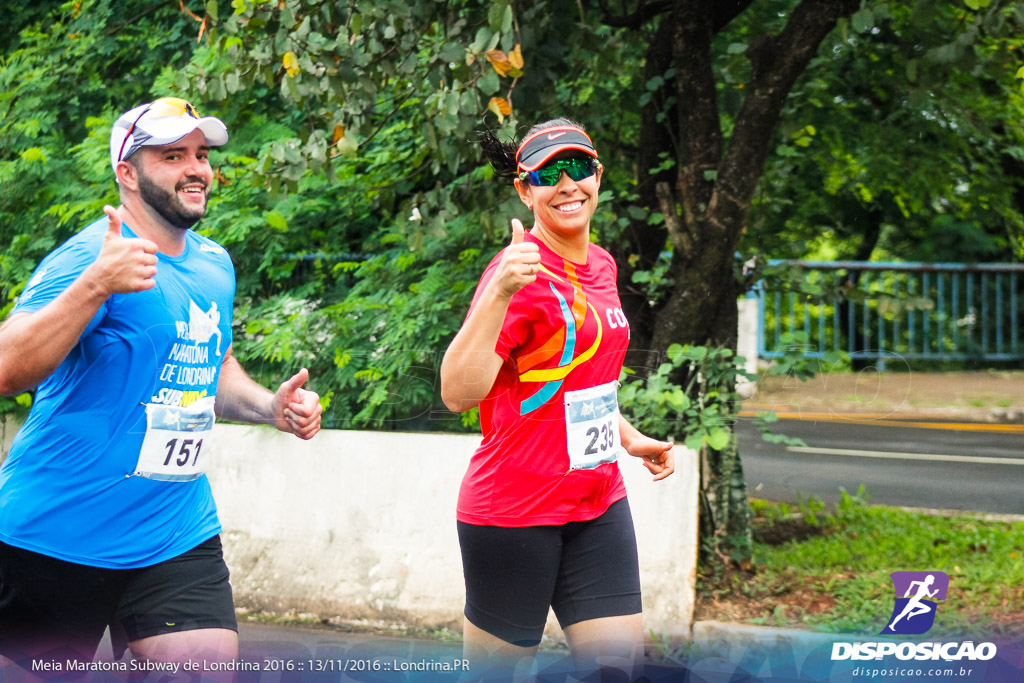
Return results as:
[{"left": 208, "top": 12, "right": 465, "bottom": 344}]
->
[{"left": 133, "top": 396, "right": 216, "bottom": 482}]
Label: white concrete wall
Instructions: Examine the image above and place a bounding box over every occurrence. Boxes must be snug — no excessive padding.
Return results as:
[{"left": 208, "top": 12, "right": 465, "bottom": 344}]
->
[
  {"left": 208, "top": 425, "right": 698, "bottom": 641},
  {"left": 736, "top": 296, "right": 760, "bottom": 398},
  {"left": 0, "top": 420, "right": 698, "bottom": 640},
  {"left": 1, "top": 415, "right": 18, "bottom": 465}
]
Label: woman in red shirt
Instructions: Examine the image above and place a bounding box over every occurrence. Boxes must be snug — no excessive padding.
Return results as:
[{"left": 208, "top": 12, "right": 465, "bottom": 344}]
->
[{"left": 441, "top": 118, "right": 675, "bottom": 678}]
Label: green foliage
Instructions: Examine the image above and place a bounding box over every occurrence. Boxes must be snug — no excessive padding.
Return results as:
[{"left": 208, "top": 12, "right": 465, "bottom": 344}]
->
[
  {"left": 206, "top": 106, "right": 528, "bottom": 426},
  {"left": 619, "top": 344, "right": 759, "bottom": 567},
  {"left": 165, "top": 0, "right": 657, "bottom": 426},
  {"left": 0, "top": 0, "right": 643, "bottom": 429},
  {"left": 0, "top": 0, "right": 200, "bottom": 315},
  {"left": 629, "top": 247, "right": 673, "bottom": 301},
  {"left": 185, "top": 0, "right": 536, "bottom": 194},
  {"left": 762, "top": 331, "right": 841, "bottom": 383},
  {"left": 751, "top": 410, "right": 806, "bottom": 447},
  {"left": 4, "top": 0, "right": 1021, "bottom": 431},
  {"left": 618, "top": 342, "right": 802, "bottom": 452},
  {"left": 745, "top": 0, "right": 1024, "bottom": 263},
  {"left": 2, "top": 1, "right": 1024, "bottom": 577},
  {"left": 715, "top": 488, "right": 1024, "bottom": 637},
  {"left": 620, "top": 344, "right": 750, "bottom": 451},
  {"left": 233, "top": 216, "right": 495, "bottom": 430},
  {"left": 0, "top": 393, "right": 33, "bottom": 420}
]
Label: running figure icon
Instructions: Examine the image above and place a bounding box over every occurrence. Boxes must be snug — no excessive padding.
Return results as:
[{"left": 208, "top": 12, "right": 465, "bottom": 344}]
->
[
  {"left": 887, "top": 574, "right": 938, "bottom": 631},
  {"left": 881, "top": 571, "right": 949, "bottom": 635}
]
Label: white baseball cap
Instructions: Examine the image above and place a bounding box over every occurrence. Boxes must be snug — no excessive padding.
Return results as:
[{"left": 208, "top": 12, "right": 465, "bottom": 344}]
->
[{"left": 109, "top": 97, "right": 228, "bottom": 172}]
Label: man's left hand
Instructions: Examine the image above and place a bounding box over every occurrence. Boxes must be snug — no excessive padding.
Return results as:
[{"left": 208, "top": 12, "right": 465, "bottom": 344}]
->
[{"left": 272, "top": 368, "right": 323, "bottom": 440}]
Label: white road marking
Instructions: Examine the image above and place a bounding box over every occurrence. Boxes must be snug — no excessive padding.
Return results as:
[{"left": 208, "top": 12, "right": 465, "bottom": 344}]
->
[{"left": 787, "top": 446, "right": 1024, "bottom": 466}]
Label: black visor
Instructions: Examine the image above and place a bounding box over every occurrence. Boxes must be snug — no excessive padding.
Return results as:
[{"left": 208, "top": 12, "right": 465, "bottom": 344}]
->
[{"left": 516, "top": 126, "right": 598, "bottom": 172}]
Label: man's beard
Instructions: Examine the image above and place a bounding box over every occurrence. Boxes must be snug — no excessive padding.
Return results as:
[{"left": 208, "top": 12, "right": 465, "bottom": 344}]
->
[{"left": 137, "top": 169, "right": 209, "bottom": 230}]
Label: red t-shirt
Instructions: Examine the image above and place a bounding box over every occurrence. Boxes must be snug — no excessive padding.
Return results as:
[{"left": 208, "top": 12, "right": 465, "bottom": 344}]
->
[{"left": 456, "top": 233, "right": 631, "bottom": 526}]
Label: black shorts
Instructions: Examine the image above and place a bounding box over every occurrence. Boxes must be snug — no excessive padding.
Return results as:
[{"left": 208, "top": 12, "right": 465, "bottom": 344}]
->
[
  {"left": 458, "top": 497, "right": 642, "bottom": 647},
  {"left": 0, "top": 535, "right": 237, "bottom": 666}
]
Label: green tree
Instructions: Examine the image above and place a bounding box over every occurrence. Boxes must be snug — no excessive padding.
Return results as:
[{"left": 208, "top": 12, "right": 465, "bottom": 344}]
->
[
  {"left": 743, "top": 1, "right": 1024, "bottom": 368},
  {"left": 0, "top": 0, "right": 206, "bottom": 414},
  {"left": 194, "top": 0, "right": 1023, "bottom": 563},
  {"left": 179, "top": 0, "right": 868, "bottom": 563},
  {"left": 3, "top": 0, "right": 1023, "bottom": 565},
  {"left": 747, "top": 1, "right": 1024, "bottom": 265}
]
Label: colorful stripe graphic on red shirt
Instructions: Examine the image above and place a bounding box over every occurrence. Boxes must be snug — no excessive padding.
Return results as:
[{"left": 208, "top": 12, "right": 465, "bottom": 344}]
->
[{"left": 518, "top": 261, "right": 603, "bottom": 415}]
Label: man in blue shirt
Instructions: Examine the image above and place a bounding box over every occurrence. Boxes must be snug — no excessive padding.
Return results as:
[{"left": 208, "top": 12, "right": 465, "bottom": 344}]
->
[{"left": 0, "top": 98, "right": 323, "bottom": 671}]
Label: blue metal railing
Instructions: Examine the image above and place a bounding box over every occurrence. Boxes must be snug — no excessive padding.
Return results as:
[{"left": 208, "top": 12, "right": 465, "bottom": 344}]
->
[{"left": 755, "top": 260, "right": 1024, "bottom": 362}]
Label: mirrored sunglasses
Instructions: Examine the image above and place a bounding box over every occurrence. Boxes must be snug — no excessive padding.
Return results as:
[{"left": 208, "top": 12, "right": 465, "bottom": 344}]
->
[
  {"left": 116, "top": 97, "right": 202, "bottom": 163},
  {"left": 519, "top": 157, "right": 598, "bottom": 186}
]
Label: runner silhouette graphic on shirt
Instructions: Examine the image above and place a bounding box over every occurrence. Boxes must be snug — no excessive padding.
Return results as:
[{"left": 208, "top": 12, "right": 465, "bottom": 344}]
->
[{"left": 188, "top": 300, "right": 222, "bottom": 356}]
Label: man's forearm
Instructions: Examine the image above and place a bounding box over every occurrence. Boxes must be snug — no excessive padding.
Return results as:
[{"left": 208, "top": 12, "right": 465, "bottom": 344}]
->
[
  {"left": 0, "top": 270, "right": 111, "bottom": 395},
  {"left": 214, "top": 353, "right": 275, "bottom": 425}
]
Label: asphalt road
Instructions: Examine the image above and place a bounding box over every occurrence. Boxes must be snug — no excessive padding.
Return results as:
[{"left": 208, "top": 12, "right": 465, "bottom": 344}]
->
[
  {"left": 737, "top": 416, "right": 1024, "bottom": 514},
  {"left": 235, "top": 622, "right": 473, "bottom": 681},
  {"left": 90, "top": 622, "right": 685, "bottom": 681}
]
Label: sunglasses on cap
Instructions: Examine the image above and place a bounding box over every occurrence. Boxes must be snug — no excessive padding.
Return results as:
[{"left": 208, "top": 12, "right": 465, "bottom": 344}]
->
[
  {"left": 116, "top": 97, "right": 202, "bottom": 164},
  {"left": 518, "top": 157, "right": 599, "bottom": 187}
]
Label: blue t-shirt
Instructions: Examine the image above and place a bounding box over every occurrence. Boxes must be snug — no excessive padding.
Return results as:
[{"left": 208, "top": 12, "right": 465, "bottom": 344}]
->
[{"left": 0, "top": 217, "right": 236, "bottom": 568}]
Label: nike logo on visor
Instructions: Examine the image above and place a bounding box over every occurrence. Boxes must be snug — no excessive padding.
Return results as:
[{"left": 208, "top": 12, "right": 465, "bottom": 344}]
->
[{"left": 547, "top": 132, "right": 567, "bottom": 140}]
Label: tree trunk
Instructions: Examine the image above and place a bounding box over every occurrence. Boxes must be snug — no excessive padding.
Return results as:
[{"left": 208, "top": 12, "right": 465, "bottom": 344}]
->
[
  {"left": 635, "top": 0, "right": 861, "bottom": 565},
  {"left": 616, "top": 16, "right": 678, "bottom": 371}
]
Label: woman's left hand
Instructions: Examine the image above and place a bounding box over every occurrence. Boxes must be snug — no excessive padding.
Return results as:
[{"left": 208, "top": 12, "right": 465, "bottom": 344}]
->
[{"left": 624, "top": 433, "right": 675, "bottom": 481}]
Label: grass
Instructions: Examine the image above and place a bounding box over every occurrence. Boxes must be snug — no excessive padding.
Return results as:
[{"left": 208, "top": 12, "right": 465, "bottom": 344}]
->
[{"left": 696, "top": 488, "right": 1024, "bottom": 639}]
